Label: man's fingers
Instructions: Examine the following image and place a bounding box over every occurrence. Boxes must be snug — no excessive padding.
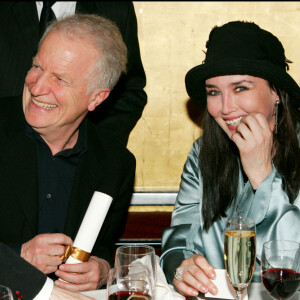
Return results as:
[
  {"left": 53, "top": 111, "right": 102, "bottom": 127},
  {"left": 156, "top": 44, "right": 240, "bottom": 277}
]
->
[
  {"left": 46, "top": 255, "right": 65, "bottom": 267},
  {"left": 33, "top": 254, "right": 62, "bottom": 274},
  {"left": 47, "top": 244, "right": 68, "bottom": 256},
  {"left": 43, "top": 233, "right": 73, "bottom": 246},
  {"left": 59, "top": 261, "right": 90, "bottom": 273},
  {"left": 21, "top": 233, "right": 72, "bottom": 273},
  {"left": 56, "top": 270, "right": 88, "bottom": 284}
]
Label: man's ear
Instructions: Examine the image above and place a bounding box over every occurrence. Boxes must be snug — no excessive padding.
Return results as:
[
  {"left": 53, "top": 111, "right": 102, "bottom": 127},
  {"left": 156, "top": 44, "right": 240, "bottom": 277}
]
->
[{"left": 88, "top": 88, "right": 110, "bottom": 112}]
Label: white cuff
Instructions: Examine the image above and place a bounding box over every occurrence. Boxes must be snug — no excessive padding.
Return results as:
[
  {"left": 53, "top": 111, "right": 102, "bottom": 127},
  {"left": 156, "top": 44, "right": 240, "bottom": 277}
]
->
[{"left": 33, "top": 277, "right": 54, "bottom": 300}]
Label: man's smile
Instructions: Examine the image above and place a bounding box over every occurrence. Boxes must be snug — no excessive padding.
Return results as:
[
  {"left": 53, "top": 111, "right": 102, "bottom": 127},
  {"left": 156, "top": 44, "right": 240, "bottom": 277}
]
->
[{"left": 32, "top": 98, "right": 57, "bottom": 110}]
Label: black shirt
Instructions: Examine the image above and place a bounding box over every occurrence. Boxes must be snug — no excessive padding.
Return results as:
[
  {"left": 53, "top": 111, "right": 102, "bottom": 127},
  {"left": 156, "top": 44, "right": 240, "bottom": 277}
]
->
[{"left": 26, "top": 120, "right": 87, "bottom": 234}]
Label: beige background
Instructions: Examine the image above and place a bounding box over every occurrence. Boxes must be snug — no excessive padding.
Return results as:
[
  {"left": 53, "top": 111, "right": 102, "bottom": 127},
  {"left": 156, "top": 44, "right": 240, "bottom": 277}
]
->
[{"left": 127, "top": 2, "right": 300, "bottom": 192}]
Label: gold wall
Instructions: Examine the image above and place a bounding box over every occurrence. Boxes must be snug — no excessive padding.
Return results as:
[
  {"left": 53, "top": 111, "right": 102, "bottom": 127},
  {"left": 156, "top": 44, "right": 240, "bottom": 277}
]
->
[{"left": 128, "top": 1, "right": 300, "bottom": 191}]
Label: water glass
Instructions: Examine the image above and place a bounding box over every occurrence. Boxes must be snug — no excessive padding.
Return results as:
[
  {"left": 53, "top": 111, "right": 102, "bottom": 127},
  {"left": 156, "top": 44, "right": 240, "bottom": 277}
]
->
[
  {"left": 115, "top": 245, "right": 157, "bottom": 293},
  {"left": 106, "top": 264, "right": 152, "bottom": 299}
]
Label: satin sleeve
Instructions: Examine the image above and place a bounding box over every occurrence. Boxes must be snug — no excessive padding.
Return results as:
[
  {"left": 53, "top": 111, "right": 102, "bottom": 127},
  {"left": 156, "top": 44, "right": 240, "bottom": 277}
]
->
[
  {"left": 160, "top": 134, "right": 300, "bottom": 283},
  {"left": 160, "top": 139, "right": 204, "bottom": 281},
  {"left": 234, "top": 166, "right": 300, "bottom": 262}
]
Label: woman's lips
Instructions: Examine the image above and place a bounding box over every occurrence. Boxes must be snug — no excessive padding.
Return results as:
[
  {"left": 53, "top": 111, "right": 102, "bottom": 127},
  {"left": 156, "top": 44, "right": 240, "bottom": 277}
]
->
[{"left": 225, "top": 116, "right": 242, "bottom": 127}]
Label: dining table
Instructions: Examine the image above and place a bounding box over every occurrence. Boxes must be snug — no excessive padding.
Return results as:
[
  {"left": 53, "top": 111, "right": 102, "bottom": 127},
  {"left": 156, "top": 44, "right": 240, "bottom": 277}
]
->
[
  {"left": 81, "top": 280, "right": 300, "bottom": 300},
  {"left": 81, "top": 254, "right": 299, "bottom": 300}
]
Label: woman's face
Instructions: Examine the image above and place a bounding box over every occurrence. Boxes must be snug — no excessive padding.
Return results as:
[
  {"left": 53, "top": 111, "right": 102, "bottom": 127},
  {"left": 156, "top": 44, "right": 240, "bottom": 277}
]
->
[{"left": 205, "top": 74, "right": 279, "bottom": 138}]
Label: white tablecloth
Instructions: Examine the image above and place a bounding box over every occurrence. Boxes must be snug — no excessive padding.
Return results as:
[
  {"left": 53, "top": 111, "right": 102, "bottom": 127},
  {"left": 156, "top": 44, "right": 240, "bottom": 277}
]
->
[
  {"left": 81, "top": 257, "right": 300, "bottom": 300},
  {"left": 82, "top": 285, "right": 300, "bottom": 300}
]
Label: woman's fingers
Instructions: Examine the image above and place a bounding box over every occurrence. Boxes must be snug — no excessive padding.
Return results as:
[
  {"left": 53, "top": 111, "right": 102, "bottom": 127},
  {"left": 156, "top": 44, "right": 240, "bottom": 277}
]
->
[{"left": 174, "top": 255, "right": 218, "bottom": 297}]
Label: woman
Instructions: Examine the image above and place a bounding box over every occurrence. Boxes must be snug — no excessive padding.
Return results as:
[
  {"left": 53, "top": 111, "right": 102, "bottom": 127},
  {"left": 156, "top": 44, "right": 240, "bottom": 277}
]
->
[{"left": 160, "top": 21, "right": 300, "bottom": 298}]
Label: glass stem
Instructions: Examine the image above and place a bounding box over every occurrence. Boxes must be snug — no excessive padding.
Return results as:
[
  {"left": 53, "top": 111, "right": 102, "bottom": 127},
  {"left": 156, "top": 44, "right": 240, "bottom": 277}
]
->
[{"left": 236, "top": 290, "right": 242, "bottom": 300}]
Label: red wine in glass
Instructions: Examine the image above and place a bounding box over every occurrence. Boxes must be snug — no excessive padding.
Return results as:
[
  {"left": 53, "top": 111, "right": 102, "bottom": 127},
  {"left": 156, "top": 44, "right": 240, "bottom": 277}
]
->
[
  {"left": 108, "top": 291, "right": 152, "bottom": 300},
  {"left": 262, "top": 268, "right": 300, "bottom": 299}
]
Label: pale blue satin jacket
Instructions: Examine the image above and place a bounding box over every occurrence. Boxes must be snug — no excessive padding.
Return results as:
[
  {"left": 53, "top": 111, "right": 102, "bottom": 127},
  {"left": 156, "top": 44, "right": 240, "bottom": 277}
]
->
[{"left": 160, "top": 135, "right": 300, "bottom": 283}]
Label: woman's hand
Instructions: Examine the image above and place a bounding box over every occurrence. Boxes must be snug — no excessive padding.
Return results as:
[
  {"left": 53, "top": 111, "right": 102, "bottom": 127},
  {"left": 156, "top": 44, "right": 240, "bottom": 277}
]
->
[
  {"left": 231, "top": 113, "right": 273, "bottom": 189},
  {"left": 173, "top": 254, "right": 218, "bottom": 297}
]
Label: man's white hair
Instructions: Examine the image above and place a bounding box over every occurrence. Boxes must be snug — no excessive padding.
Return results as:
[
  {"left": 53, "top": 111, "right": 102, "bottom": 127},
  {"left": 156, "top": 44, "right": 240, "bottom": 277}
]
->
[{"left": 40, "top": 13, "right": 127, "bottom": 93}]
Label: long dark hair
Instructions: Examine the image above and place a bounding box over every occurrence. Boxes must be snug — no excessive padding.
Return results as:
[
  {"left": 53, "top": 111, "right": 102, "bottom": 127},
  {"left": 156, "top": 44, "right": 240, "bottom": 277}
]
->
[{"left": 199, "top": 87, "right": 300, "bottom": 231}]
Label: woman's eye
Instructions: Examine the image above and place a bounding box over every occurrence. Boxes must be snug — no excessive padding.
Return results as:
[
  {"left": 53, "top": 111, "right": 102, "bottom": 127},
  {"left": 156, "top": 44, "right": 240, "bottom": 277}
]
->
[
  {"left": 236, "top": 86, "right": 248, "bottom": 92},
  {"left": 206, "top": 90, "right": 220, "bottom": 96}
]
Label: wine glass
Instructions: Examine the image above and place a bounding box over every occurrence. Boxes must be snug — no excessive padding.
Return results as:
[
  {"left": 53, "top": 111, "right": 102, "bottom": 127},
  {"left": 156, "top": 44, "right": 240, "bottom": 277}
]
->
[
  {"left": 106, "top": 264, "right": 153, "bottom": 299},
  {"left": 261, "top": 240, "right": 300, "bottom": 300},
  {"left": 224, "top": 216, "right": 256, "bottom": 300},
  {"left": 115, "top": 245, "right": 157, "bottom": 293},
  {"left": 0, "top": 286, "right": 13, "bottom": 299}
]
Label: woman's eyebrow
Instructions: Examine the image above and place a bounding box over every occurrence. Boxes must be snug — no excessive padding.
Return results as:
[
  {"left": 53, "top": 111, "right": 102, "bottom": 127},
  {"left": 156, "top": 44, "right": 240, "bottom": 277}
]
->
[
  {"left": 205, "top": 80, "right": 255, "bottom": 88},
  {"left": 205, "top": 84, "right": 216, "bottom": 88},
  {"left": 231, "top": 80, "right": 254, "bottom": 86}
]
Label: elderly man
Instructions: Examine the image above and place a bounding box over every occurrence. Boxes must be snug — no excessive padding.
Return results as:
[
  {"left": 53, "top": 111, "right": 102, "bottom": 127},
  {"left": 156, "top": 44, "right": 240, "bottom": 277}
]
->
[
  {"left": 0, "top": 14, "right": 135, "bottom": 293},
  {"left": 0, "top": 2, "right": 147, "bottom": 146}
]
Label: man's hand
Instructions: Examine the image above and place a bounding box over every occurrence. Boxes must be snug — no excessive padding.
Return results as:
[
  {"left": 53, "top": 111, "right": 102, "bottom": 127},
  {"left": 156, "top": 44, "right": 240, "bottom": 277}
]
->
[
  {"left": 21, "top": 233, "right": 73, "bottom": 274},
  {"left": 51, "top": 286, "right": 95, "bottom": 300},
  {"left": 54, "top": 256, "right": 110, "bottom": 292}
]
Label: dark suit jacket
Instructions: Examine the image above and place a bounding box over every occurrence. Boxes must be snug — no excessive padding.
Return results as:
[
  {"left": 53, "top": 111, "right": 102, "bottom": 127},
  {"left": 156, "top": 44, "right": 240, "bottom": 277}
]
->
[
  {"left": 0, "top": 96, "right": 136, "bottom": 266},
  {"left": 0, "top": 241, "right": 47, "bottom": 299},
  {"left": 0, "top": 1, "right": 147, "bottom": 145}
]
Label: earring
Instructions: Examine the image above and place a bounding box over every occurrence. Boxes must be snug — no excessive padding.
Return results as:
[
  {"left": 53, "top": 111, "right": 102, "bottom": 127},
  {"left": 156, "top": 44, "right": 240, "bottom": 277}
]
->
[{"left": 274, "top": 100, "right": 280, "bottom": 134}]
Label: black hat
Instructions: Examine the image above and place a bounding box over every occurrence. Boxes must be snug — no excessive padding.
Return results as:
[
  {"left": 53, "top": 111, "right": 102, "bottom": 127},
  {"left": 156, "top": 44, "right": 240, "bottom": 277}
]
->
[{"left": 185, "top": 21, "right": 300, "bottom": 108}]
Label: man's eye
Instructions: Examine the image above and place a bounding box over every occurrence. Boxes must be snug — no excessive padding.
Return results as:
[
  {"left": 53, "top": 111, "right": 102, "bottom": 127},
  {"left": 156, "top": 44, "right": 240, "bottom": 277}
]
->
[
  {"left": 206, "top": 90, "right": 220, "bottom": 96},
  {"left": 56, "top": 77, "right": 67, "bottom": 84}
]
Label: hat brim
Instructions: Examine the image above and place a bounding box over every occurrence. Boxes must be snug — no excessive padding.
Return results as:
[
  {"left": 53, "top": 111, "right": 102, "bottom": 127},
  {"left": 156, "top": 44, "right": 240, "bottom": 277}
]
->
[{"left": 185, "top": 58, "right": 300, "bottom": 108}]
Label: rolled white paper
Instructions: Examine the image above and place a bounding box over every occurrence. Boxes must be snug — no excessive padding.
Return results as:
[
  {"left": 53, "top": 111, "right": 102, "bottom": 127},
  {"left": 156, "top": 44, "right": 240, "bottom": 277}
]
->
[{"left": 65, "top": 191, "right": 113, "bottom": 264}]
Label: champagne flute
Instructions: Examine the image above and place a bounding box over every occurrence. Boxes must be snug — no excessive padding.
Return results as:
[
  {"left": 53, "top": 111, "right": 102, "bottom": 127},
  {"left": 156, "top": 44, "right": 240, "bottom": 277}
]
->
[
  {"left": 261, "top": 240, "right": 300, "bottom": 300},
  {"left": 0, "top": 286, "right": 13, "bottom": 299},
  {"left": 106, "top": 264, "right": 153, "bottom": 299},
  {"left": 224, "top": 216, "right": 256, "bottom": 300},
  {"left": 115, "top": 245, "right": 157, "bottom": 294}
]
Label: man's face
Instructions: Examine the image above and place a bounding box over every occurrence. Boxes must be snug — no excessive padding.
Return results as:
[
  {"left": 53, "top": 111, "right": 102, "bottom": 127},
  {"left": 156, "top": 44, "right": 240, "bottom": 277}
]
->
[{"left": 23, "top": 31, "right": 99, "bottom": 136}]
